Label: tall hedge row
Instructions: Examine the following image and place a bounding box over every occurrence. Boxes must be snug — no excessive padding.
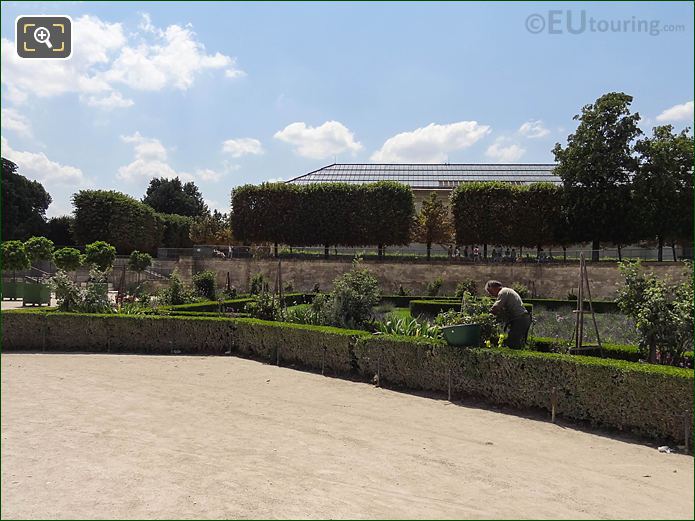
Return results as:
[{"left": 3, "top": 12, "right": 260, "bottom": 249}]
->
[
  {"left": 451, "top": 182, "right": 563, "bottom": 250},
  {"left": 231, "top": 181, "right": 415, "bottom": 249},
  {"left": 3, "top": 311, "right": 693, "bottom": 444},
  {"left": 73, "top": 190, "right": 161, "bottom": 254}
]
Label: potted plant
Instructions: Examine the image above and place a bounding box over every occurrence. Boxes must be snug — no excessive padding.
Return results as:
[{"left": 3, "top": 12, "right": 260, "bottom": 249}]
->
[
  {"left": 1, "top": 241, "right": 30, "bottom": 300},
  {"left": 435, "top": 292, "right": 497, "bottom": 347},
  {"left": 23, "top": 236, "right": 54, "bottom": 306}
]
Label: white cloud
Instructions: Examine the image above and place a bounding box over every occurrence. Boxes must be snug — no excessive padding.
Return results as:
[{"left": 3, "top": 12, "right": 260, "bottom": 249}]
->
[
  {"left": 370, "top": 121, "right": 491, "bottom": 163},
  {"left": 656, "top": 101, "right": 694, "bottom": 122},
  {"left": 204, "top": 199, "right": 227, "bottom": 212},
  {"left": 196, "top": 168, "right": 223, "bottom": 182},
  {"left": 274, "top": 121, "right": 362, "bottom": 160},
  {"left": 1, "top": 108, "right": 32, "bottom": 137},
  {"left": 1, "top": 136, "right": 85, "bottom": 185},
  {"left": 104, "top": 22, "right": 242, "bottom": 91},
  {"left": 1, "top": 13, "right": 243, "bottom": 108},
  {"left": 85, "top": 91, "right": 134, "bottom": 109},
  {"left": 485, "top": 141, "right": 526, "bottom": 163},
  {"left": 518, "top": 119, "right": 550, "bottom": 139},
  {"left": 222, "top": 138, "right": 264, "bottom": 157},
  {"left": 266, "top": 177, "right": 286, "bottom": 183},
  {"left": 118, "top": 132, "right": 194, "bottom": 182}
]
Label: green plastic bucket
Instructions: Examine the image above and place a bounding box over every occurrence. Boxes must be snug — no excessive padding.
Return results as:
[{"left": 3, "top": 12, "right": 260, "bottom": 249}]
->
[
  {"left": 23, "top": 283, "right": 51, "bottom": 306},
  {"left": 2, "top": 281, "right": 25, "bottom": 300},
  {"left": 442, "top": 323, "right": 482, "bottom": 347}
]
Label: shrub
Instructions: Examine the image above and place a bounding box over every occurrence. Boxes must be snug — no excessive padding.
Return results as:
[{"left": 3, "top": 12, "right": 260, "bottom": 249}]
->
[
  {"left": 374, "top": 317, "right": 440, "bottom": 339},
  {"left": 617, "top": 261, "right": 693, "bottom": 365},
  {"left": 50, "top": 270, "right": 82, "bottom": 312},
  {"left": 128, "top": 250, "right": 153, "bottom": 284},
  {"left": 425, "top": 277, "right": 443, "bottom": 297},
  {"left": 162, "top": 269, "right": 194, "bottom": 306},
  {"left": 192, "top": 270, "right": 217, "bottom": 300},
  {"left": 1, "top": 240, "right": 31, "bottom": 277},
  {"left": 53, "top": 247, "right": 83, "bottom": 273},
  {"left": 454, "top": 279, "right": 477, "bottom": 298},
  {"left": 81, "top": 269, "right": 112, "bottom": 314},
  {"left": 24, "top": 236, "right": 54, "bottom": 263},
  {"left": 84, "top": 241, "right": 116, "bottom": 271},
  {"left": 72, "top": 190, "right": 161, "bottom": 254},
  {"left": 325, "top": 260, "right": 381, "bottom": 328},
  {"left": 511, "top": 282, "right": 530, "bottom": 299},
  {"left": 397, "top": 284, "right": 411, "bottom": 296},
  {"left": 250, "top": 272, "right": 269, "bottom": 295},
  {"left": 245, "top": 292, "right": 282, "bottom": 321}
]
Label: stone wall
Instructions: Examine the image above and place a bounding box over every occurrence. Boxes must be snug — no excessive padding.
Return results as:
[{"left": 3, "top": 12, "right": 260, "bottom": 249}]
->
[{"left": 161, "top": 257, "right": 689, "bottom": 299}]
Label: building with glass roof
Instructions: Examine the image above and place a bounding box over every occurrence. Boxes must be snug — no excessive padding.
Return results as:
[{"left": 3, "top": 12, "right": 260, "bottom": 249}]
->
[{"left": 286, "top": 163, "right": 560, "bottom": 207}]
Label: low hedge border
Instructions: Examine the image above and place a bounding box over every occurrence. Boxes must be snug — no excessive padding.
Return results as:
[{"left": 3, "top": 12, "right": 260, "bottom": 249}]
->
[
  {"left": 161, "top": 293, "right": 314, "bottom": 313},
  {"left": 2, "top": 310, "right": 692, "bottom": 445},
  {"left": 410, "top": 299, "right": 533, "bottom": 317},
  {"left": 525, "top": 298, "right": 619, "bottom": 314}
]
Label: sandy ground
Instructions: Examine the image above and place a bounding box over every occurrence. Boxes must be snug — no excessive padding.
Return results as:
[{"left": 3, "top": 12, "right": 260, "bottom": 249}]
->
[{"left": 1, "top": 353, "right": 693, "bottom": 520}]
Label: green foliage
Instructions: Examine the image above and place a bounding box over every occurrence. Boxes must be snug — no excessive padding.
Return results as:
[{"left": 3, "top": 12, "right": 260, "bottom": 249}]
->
[
  {"left": 633, "top": 125, "right": 694, "bottom": 259},
  {"left": 425, "top": 277, "right": 443, "bottom": 297},
  {"left": 128, "top": 251, "right": 152, "bottom": 273},
  {"left": 397, "top": 284, "right": 411, "bottom": 297},
  {"left": 192, "top": 270, "right": 217, "bottom": 300},
  {"left": 189, "top": 210, "right": 232, "bottom": 244},
  {"left": 434, "top": 294, "right": 498, "bottom": 344},
  {"left": 156, "top": 213, "right": 194, "bottom": 248},
  {"left": 454, "top": 279, "right": 477, "bottom": 298},
  {"left": 24, "top": 236, "right": 54, "bottom": 263},
  {"left": 511, "top": 282, "right": 530, "bottom": 299},
  {"left": 162, "top": 269, "right": 194, "bottom": 306},
  {"left": 617, "top": 261, "right": 693, "bottom": 365},
  {"left": 142, "top": 177, "right": 207, "bottom": 217},
  {"left": 245, "top": 292, "right": 282, "bottom": 321},
  {"left": 2, "top": 157, "right": 51, "bottom": 241},
  {"left": 553, "top": 92, "right": 642, "bottom": 258},
  {"left": 231, "top": 181, "right": 415, "bottom": 249},
  {"left": 374, "top": 317, "right": 440, "bottom": 339},
  {"left": 412, "top": 193, "right": 453, "bottom": 259},
  {"left": 53, "top": 247, "right": 83, "bottom": 272},
  {"left": 84, "top": 241, "right": 116, "bottom": 271},
  {"left": 46, "top": 216, "right": 75, "bottom": 246},
  {"left": 50, "top": 270, "right": 82, "bottom": 311},
  {"left": 72, "top": 190, "right": 161, "bottom": 254},
  {"left": 249, "top": 272, "right": 269, "bottom": 295},
  {"left": 326, "top": 260, "right": 381, "bottom": 328},
  {"left": 1, "top": 240, "right": 31, "bottom": 273}
]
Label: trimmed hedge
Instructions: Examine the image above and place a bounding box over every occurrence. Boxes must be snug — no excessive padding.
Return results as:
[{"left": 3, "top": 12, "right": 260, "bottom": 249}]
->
[
  {"left": 161, "top": 293, "right": 314, "bottom": 313},
  {"left": 380, "top": 295, "right": 446, "bottom": 308},
  {"left": 525, "top": 298, "right": 619, "bottom": 314},
  {"left": 410, "top": 299, "right": 533, "bottom": 317},
  {"left": 3, "top": 311, "right": 692, "bottom": 444}
]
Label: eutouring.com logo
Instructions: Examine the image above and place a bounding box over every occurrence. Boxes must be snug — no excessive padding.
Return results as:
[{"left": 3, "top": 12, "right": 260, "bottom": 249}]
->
[{"left": 525, "top": 10, "right": 686, "bottom": 36}]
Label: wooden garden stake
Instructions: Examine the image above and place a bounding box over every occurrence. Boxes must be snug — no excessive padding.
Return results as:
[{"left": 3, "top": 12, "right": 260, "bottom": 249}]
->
[
  {"left": 321, "top": 346, "right": 326, "bottom": 376},
  {"left": 684, "top": 413, "right": 691, "bottom": 453},
  {"left": 447, "top": 368, "right": 452, "bottom": 402},
  {"left": 551, "top": 387, "right": 557, "bottom": 423}
]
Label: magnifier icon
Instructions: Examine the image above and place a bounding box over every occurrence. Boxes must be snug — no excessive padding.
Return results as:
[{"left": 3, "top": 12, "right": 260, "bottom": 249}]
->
[{"left": 33, "top": 26, "right": 53, "bottom": 49}]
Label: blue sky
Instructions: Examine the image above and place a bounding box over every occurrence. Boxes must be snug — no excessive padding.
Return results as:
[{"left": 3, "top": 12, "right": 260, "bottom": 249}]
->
[{"left": 1, "top": 1, "right": 693, "bottom": 217}]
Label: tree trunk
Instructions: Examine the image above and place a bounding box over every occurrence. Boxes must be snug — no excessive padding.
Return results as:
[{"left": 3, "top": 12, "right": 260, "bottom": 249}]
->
[
  {"left": 657, "top": 235, "right": 664, "bottom": 262},
  {"left": 427, "top": 242, "right": 431, "bottom": 260},
  {"left": 483, "top": 244, "right": 487, "bottom": 259},
  {"left": 648, "top": 336, "right": 657, "bottom": 364},
  {"left": 592, "top": 239, "right": 600, "bottom": 262},
  {"left": 563, "top": 246, "right": 567, "bottom": 262},
  {"left": 324, "top": 244, "right": 329, "bottom": 259},
  {"left": 274, "top": 242, "right": 278, "bottom": 258},
  {"left": 671, "top": 241, "right": 677, "bottom": 261},
  {"left": 617, "top": 244, "right": 622, "bottom": 262}
]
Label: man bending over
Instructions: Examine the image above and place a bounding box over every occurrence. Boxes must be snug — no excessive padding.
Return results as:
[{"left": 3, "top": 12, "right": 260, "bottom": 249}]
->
[{"left": 485, "top": 280, "right": 531, "bottom": 349}]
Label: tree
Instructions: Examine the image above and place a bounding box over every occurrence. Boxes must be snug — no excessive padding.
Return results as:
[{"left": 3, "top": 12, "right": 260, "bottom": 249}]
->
[
  {"left": 189, "top": 210, "right": 232, "bottom": 244},
  {"left": 634, "top": 125, "right": 694, "bottom": 261},
  {"left": 84, "top": 241, "right": 116, "bottom": 271},
  {"left": 46, "top": 216, "right": 76, "bottom": 246},
  {"left": 2, "top": 158, "right": 51, "bottom": 240},
  {"left": 72, "top": 190, "right": 162, "bottom": 254},
  {"left": 157, "top": 213, "right": 194, "bottom": 248},
  {"left": 128, "top": 250, "right": 152, "bottom": 284},
  {"left": 412, "top": 193, "right": 453, "bottom": 260},
  {"left": 553, "top": 92, "right": 641, "bottom": 261},
  {"left": 24, "top": 236, "right": 54, "bottom": 265},
  {"left": 2, "top": 240, "right": 31, "bottom": 281},
  {"left": 142, "top": 177, "right": 207, "bottom": 217},
  {"left": 53, "top": 247, "right": 83, "bottom": 278},
  {"left": 516, "top": 183, "right": 564, "bottom": 255},
  {"left": 451, "top": 182, "right": 518, "bottom": 257}
]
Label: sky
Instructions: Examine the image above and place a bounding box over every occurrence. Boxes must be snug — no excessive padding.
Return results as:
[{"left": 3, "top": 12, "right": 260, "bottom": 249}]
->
[{"left": 1, "top": 1, "right": 693, "bottom": 217}]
